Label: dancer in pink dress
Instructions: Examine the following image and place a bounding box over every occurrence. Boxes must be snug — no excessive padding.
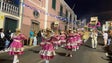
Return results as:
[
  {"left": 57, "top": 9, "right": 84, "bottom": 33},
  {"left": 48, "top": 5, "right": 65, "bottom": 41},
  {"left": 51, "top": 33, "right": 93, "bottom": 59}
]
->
[
  {"left": 65, "top": 30, "right": 75, "bottom": 57},
  {"left": 73, "top": 30, "right": 78, "bottom": 51},
  {"left": 39, "top": 29, "right": 56, "bottom": 63},
  {"left": 52, "top": 31, "right": 60, "bottom": 49},
  {"left": 60, "top": 31, "right": 67, "bottom": 47},
  {"left": 76, "top": 33, "right": 82, "bottom": 50},
  {"left": 9, "top": 29, "right": 26, "bottom": 63}
]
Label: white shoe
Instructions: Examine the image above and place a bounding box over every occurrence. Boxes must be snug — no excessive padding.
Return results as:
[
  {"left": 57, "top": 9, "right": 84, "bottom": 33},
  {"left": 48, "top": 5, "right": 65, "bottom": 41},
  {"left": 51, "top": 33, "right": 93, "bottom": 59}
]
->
[
  {"left": 105, "top": 53, "right": 109, "bottom": 56},
  {"left": 16, "top": 59, "right": 19, "bottom": 63},
  {"left": 1, "top": 50, "right": 4, "bottom": 53},
  {"left": 77, "top": 47, "right": 79, "bottom": 50},
  {"left": 5, "top": 49, "right": 8, "bottom": 52}
]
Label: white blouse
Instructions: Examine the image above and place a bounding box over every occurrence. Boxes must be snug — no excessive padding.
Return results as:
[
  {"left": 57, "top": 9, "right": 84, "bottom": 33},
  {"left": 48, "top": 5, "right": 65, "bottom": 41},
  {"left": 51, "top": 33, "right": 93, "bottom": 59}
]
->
[{"left": 103, "top": 33, "right": 108, "bottom": 39}]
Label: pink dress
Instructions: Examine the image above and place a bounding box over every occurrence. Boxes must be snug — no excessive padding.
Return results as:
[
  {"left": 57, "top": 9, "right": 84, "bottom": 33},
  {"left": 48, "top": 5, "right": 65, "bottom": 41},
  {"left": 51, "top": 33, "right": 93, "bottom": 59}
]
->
[
  {"left": 77, "top": 34, "right": 83, "bottom": 46},
  {"left": 52, "top": 35, "right": 60, "bottom": 46},
  {"left": 60, "top": 34, "right": 66, "bottom": 47},
  {"left": 66, "top": 33, "right": 76, "bottom": 51},
  {"left": 39, "top": 36, "right": 56, "bottom": 60},
  {"left": 9, "top": 33, "right": 26, "bottom": 55}
]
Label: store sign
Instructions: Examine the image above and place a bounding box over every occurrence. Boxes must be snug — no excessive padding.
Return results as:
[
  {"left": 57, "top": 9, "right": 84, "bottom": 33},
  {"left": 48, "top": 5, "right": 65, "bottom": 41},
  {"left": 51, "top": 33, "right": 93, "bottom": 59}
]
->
[{"left": 0, "top": 14, "right": 4, "bottom": 20}]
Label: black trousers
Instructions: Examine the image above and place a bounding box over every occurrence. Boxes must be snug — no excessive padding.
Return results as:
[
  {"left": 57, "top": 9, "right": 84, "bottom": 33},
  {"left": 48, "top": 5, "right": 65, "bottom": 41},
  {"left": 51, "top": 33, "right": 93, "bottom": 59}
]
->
[{"left": 0, "top": 39, "right": 5, "bottom": 50}]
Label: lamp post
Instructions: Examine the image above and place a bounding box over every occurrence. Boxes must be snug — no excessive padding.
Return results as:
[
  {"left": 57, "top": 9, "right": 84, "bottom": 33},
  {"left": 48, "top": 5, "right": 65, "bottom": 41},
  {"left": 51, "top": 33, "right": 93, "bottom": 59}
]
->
[{"left": 44, "top": 0, "right": 49, "bottom": 29}]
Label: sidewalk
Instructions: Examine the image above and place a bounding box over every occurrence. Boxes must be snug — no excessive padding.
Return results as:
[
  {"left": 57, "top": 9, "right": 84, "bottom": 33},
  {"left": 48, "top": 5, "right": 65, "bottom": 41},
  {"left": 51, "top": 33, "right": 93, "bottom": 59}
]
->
[{"left": 0, "top": 45, "right": 38, "bottom": 54}]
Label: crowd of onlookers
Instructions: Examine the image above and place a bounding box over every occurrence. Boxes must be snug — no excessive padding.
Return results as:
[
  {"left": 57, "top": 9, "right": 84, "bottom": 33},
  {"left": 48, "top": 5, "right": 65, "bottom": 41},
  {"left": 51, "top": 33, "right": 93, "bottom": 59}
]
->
[
  {"left": 90, "top": 29, "right": 112, "bottom": 62},
  {"left": 103, "top": 30, "right": 112, "bottom": 62},
  {"left": 0, "top": 28, "right": 14, "bottom": 52},
  {"left": 0, "top": 28, "right": 44, "bottom": 53}
]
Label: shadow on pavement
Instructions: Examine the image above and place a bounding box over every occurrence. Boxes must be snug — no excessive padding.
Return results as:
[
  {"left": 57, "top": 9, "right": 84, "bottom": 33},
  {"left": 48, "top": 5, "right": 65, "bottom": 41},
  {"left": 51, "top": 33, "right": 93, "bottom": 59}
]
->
[
  {"left": 98, "top": 43, "right": 104, "bottom": 46},
  {"left": 109, "top": 61, "right": 112, "bottom": 63},
  {"left": 56, "top": 52, "right": 66, "bottom": 56},
  {"left": 28, "top": 49, "right": 40, "bottom": 53},
  {"left": 101, "top": 56, "right": 112, "bottom": 63},
  {"left": 84, "top": 44, "right": 92, "bottom": 48},
  {"left": 0, "top": 59, "right": 12, "bottom": 63}
]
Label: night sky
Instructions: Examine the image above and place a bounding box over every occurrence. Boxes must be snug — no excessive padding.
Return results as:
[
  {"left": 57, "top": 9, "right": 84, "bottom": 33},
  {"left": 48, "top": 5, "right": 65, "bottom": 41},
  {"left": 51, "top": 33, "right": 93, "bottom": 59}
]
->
[{"left": 65, "top": 0, "right": 112, "bottom": 20}]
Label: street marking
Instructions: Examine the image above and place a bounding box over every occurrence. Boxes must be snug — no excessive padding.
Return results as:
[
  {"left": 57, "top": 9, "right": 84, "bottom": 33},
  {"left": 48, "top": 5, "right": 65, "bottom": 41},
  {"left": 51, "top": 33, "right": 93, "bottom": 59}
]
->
[{"left": 38, "top": 60, "right": 44, "bottom": 63}]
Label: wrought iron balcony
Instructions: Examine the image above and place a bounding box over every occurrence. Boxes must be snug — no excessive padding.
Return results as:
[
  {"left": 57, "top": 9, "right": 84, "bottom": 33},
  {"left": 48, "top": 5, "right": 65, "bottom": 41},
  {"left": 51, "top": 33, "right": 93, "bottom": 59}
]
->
[{"left": 0, "top": 1, "right": 19, "bottom": 16}]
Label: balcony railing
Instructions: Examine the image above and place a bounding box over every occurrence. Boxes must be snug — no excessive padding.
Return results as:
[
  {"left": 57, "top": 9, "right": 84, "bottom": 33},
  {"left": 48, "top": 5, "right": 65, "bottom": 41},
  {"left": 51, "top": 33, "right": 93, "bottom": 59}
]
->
[{"left": 0, "top": 1, "right": 19, "bottom": 16}]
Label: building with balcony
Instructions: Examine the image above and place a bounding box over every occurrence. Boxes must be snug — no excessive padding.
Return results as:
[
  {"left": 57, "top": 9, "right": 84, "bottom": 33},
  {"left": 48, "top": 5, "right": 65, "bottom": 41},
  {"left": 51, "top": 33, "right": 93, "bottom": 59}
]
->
[
  {"left": 0, "top": 0, "right": 23, "bottom": 33},
  {"left": 21, "top": 0, "right": 77, "bottom": 37}
]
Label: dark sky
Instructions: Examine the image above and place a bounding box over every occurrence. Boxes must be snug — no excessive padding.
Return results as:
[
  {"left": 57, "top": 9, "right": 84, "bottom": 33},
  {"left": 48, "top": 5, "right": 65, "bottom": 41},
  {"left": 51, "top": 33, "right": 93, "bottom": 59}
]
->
[{"left": 65, "top": 0, "right": 112, "bottom": 20}]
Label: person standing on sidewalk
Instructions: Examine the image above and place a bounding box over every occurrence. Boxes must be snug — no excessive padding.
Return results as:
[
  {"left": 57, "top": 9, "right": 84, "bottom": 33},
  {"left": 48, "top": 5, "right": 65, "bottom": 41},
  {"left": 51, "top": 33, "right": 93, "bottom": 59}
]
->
[
  {"left": 0, "top": 28, "right": 5, "bottom": 51},
  {"left": 9, "top": 29, "right": 26, "bottom": 63},
  {"left": 29, "top": 30, "right": 34, "bottom": 46},
  {"left": 102, "top": 31, "right": 108, "bottom": 46},
  {"left": 91, "top": 29, "right": 98, "bottom": 49},
  {"left": 107, "top": 30, "right": 112, "bottom": 45},
  {"left": 33, "top": 31, "right": 37, "bottom": 46},
  {"left": 4, "top": 30, "right": 12, "bottom": 51},
  {"left": 37, "top": 30, "right": 42, "bottom": 44}
]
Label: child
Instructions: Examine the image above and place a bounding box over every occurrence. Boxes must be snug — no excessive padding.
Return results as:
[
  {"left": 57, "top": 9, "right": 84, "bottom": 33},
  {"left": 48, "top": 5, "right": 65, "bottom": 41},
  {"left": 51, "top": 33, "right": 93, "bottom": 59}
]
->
[{"left": 33, "top": 32, "right": 37, "bottom": 46}]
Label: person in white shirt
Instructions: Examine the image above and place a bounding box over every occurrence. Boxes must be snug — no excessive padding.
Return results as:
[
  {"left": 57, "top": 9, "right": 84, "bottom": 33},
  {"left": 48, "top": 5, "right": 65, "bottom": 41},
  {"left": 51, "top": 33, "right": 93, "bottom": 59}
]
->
[
  {"left": 103, "top": 31, "right": 108, "bottom": 46},
  {"left": 33, "top": 32, "right": 37, "bottom": 46},
  {"left": 91, "top": 29, "right": 98, "bottom": 48},
  {"left": 0, "top": 28, "right": 5, "bottom": 50}
]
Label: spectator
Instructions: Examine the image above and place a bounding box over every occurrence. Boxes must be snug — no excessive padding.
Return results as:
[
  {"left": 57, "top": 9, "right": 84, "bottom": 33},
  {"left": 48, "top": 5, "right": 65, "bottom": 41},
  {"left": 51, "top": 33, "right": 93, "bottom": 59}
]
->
[
  {"left": 33, "top": 31, "right": 37, "bottom": 46},
  {"left": 29, "top": 30, "right": 34, "bottom": 46},
  {"left": 0, "top": 28, "right": 5, "bottom": 51},
  {"left": 4, "top": 30, "right": 12, "bottom": 51},
  {"left": 103, "top": 31, "right": 108, "bottom": 46},
  {"left": 108, "top": 30, "right": 112, "bottom": 45},
  {"left": 37, "top": 30, "right": 42, "bottom": 44}
]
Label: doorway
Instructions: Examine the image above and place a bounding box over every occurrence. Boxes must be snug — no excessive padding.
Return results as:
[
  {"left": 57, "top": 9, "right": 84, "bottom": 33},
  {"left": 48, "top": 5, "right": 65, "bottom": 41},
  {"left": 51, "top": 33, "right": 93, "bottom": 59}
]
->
[{"left": 4, "top": 17, "right": 18, "bottom": 33}]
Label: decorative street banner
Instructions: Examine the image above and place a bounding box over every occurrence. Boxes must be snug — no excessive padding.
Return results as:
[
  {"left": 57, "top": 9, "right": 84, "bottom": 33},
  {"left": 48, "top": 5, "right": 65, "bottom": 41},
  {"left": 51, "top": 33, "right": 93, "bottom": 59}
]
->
[{"left": 21, "top": 2, "right": 74, "bottom": 23}]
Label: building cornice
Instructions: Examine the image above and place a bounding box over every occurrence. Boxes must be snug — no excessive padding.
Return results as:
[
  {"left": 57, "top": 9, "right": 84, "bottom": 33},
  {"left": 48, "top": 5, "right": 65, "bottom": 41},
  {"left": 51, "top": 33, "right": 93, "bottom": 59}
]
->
[{"left": 59, "top": 0, "right": 76, "bottom": 15}]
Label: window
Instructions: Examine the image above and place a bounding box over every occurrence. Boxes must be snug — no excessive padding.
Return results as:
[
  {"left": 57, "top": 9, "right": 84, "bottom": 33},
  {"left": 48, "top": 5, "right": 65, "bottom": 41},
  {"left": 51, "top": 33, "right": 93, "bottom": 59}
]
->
[
  {"left": 66, "top": 10, "right": 68, "bottom": 17},
  {"left": 74, "top": 17, "right": 75, "bottom": 21},
  {"left": 60, "top": 5, "right": 63, "bottom": 16},
  {"left": 70, "top": 14, "right": 72, "bottom": 22},
  {"left": 52, "top": 0, "right": 56, "bottom": 10}
]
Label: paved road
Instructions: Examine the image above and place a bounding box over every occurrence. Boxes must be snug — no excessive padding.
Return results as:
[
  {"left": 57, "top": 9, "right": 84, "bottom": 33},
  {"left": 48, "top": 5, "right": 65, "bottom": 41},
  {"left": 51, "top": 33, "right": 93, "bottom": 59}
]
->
[{"left": 0, "top": 36, "right": 110, "bottom": 63}]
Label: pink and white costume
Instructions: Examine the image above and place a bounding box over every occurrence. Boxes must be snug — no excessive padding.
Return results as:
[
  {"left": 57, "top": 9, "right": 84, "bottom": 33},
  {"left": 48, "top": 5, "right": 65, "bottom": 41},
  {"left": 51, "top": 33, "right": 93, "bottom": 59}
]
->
[
  {"left": 77, "top": 34, "right": 83, "bottom": 46},
  {"left": 66, "top": 33, "right": 76, "bottom": 51},
  {"left": 59, "top": 33, "right": 66, "bottom": 47},
  {"left": 9, "top": 34, "right": 26, "bottom": 55},
  {"left": 52, "top": 35, "right": 60, "bottom": 47},
  {"left": 39, "top": 36, "right": 56, "bottom": 60}
]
